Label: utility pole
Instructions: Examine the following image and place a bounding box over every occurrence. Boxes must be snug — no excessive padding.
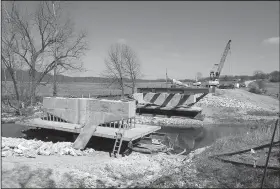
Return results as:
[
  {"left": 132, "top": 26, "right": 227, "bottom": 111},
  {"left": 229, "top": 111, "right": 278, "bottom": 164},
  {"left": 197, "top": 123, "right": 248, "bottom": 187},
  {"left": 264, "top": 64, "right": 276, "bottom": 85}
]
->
[
  {"left": 52, "top": 1, "right": 58, "bottom": 96},
  {"left": 165, "top": 68, "right": 168, "bottom": 89},
  {"left": 260, "top": 118, "right": 279, "bottom": 188}
]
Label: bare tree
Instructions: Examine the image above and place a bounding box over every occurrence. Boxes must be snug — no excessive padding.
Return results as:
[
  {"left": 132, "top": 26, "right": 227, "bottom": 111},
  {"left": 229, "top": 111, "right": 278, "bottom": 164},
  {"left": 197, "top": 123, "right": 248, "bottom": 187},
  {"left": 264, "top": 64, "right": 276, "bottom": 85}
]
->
[
  {"left": 122, "top": 45, "right": 141, "bottom": 94},
  {"left": 102, "top": 43, "right": 141, "bottom": 98},
  {"left": 102, "top": 43, "right": 127, "bottom": 98},
  {"left": 2, "top": 1, "right": 88, "bottom": 105},
  {"left": 1, "top": 4, "right": 24, "bottom": 114}
]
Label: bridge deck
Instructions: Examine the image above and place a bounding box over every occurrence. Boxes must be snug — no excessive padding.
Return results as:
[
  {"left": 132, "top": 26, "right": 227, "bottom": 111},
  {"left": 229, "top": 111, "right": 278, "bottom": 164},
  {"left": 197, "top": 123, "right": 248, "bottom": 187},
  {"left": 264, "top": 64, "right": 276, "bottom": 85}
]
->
[
  {"left": 137, "top": 87, "right": 209, "bottom": 95},
  {"left": 16, "top": 118, "right": 161, "bottom": 141},
  {"left": 137, "top": 105, "right": 202, "bottom": 118}
]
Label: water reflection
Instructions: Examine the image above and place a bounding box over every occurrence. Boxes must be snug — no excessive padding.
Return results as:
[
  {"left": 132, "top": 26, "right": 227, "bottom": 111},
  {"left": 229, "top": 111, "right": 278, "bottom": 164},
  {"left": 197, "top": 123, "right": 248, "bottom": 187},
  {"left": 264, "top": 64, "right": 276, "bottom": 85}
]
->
[{"left": 157, "top": 125, "right": 251, "bottom": 154}]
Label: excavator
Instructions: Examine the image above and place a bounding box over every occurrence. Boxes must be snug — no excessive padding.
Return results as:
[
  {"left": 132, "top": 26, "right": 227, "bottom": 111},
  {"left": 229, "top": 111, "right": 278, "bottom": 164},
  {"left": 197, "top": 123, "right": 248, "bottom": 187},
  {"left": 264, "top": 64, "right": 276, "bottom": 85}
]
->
[{"left": 209, "top": 40, "right": 232, "bottom": 87}]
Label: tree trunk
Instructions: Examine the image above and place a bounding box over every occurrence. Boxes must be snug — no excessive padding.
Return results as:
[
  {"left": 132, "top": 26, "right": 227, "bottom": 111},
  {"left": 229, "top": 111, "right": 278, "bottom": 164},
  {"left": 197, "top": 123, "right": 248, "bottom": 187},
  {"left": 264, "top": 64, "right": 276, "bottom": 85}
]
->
[
  {"left": 30, "top": 67, "right": 36, "bottom": 106},
  {"left": 10, "top": 70, "right": 22, "bottom": 115},
  {"left": 121, "top": 85, "right": 125, "bottom": 99},
  {"left": 132, "top": 81, "right": 135, "bottom": 94},
  {"left": 53, "top": 65, "right": 57, "bottom": 96},
  {"left": 120, "top": 78, "right": 124, "bottom": 99}
]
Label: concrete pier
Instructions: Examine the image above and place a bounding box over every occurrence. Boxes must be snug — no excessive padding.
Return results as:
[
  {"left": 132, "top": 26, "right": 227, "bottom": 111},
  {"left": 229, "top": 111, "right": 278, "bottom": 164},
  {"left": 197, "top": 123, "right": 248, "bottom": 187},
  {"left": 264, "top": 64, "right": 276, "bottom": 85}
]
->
[
  {"left": 133, "top": 92, "right": 196, "bottom": 107},
  {"left": 137, "top": 87, "right": 209, "bottom": 95},
  {"left": 43, "top": 97, "right": 136, "bottom": 125}
]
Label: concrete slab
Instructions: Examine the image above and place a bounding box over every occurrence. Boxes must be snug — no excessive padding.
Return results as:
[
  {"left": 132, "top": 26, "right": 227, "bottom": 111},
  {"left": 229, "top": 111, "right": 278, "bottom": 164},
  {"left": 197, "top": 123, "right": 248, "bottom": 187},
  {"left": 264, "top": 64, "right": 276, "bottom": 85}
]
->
[{"left": 16, "top": 118, "right": 161, "bottom": 142}]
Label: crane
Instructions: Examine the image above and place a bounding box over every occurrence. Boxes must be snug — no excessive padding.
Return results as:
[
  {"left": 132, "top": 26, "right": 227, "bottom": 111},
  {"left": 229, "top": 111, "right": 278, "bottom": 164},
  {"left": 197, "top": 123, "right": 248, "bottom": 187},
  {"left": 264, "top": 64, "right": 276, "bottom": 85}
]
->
[{"left": 209, "top": 40, "right": 231, "bottom": 86}]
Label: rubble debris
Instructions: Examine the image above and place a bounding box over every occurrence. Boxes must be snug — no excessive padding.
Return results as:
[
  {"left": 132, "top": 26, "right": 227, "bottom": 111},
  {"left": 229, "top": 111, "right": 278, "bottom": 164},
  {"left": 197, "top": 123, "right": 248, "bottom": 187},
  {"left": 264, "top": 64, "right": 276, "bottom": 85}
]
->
[
  {"left": 1, "top": 137, "right": 95, "bottom": 158},
  {"left": 136, "top": 115, "right": 203, "bottom": 127},
  {"left": 196, "top": 93, "right": 268, "bottom": 111}
]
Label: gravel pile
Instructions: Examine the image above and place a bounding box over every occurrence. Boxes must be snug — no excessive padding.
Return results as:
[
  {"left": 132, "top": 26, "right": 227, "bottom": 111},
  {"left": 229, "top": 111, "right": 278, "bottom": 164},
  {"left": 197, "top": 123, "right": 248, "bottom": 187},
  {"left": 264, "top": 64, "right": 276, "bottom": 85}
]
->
[
  {"left": 196, "top": 93, "right": 265, "bottom": 111},
  {"left": 1, "top": 137, "right": 95, "bottom": 158},
  {"left": 136, "top": 115, "right": 203, "bottom": 127}
]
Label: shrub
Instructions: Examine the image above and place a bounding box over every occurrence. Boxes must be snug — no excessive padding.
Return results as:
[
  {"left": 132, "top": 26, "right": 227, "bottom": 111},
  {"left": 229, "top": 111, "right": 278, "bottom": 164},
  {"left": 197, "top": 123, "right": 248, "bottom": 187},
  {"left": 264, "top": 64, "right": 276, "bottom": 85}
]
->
[
  {"left": 269, "top": 71, "right": 280, "bottom": 82},
  {"left": 255, "top": 80, "right": 266, "bottom": 89},
  {"left": 248, "top": 86, "right": 262, "bottom": 94},
  {"left": 248, "top": 80, "right": 266, "bottom": 94}
]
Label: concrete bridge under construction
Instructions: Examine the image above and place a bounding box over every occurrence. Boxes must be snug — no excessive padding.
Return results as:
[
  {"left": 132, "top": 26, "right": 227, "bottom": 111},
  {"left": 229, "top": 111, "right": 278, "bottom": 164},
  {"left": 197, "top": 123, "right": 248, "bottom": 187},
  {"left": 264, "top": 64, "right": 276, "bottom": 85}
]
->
[
  {"left": 134, "top": 87, "right": 209, "bottom": 118},
  {"left": 17, "top": 97, "right": 161, "bottom": 156}
]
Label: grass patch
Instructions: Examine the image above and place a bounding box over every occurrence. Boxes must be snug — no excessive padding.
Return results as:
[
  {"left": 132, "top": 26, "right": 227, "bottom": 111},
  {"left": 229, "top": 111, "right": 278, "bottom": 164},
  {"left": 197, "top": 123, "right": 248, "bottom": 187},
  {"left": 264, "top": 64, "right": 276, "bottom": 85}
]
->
[{"left": 194, "top": 122, "right": 280, "bottom": 188}]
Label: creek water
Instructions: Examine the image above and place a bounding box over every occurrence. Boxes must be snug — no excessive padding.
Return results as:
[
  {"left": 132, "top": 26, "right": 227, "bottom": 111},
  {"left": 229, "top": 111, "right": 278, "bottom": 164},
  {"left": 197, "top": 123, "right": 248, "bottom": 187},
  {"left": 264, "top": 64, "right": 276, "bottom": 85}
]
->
[
  {"left": 1, "top": 123, "right": 252, "bottom": 154},
  {"left": 2, "top": 123, "right": 30, "bottom": 138},
  {"left": 152, "top": 125, "right": 252, "bottom": 154}
]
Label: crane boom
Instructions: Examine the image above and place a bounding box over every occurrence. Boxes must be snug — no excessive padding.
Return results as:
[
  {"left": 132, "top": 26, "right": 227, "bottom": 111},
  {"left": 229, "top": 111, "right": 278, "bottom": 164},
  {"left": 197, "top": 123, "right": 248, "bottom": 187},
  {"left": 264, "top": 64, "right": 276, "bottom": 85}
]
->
[{"left": 210, "top": 40, "right": 231, "bottom": 81}]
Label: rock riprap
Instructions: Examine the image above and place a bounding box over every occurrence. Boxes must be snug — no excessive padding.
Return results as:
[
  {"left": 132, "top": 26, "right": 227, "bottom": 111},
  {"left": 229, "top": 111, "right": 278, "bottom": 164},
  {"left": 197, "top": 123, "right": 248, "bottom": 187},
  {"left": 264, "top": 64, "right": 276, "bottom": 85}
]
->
[
  {"left": 196, "top": 93, "right": 267, "bottom": 111},
  {"left": 135, "top": 115, "right": 203, "bottom": 127},
  {"left": 1, "top": 137, "right": 95, "bottom": 158}
]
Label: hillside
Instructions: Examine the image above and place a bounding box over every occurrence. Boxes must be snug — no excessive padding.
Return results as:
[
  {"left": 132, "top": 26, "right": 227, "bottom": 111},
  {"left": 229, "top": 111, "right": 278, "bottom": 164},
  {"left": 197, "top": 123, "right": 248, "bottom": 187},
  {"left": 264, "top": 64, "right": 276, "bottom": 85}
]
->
[
  {"left": 1, "top": 69, "right": 174, "bottom": 83},
  {"left": 2, "top": 68, "right": 279, "bottom": 84}
]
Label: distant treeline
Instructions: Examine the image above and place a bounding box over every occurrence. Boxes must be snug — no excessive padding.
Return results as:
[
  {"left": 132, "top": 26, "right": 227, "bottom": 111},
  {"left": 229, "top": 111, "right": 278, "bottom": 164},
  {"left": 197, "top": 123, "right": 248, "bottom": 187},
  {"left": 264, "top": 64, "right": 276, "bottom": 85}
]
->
[
  {"left": 215, "top": 70, "right": 280, "bottom": 82},
  {"left": 1, "top": 69, "right": 279, "bottom": 83},
  {"left": 183, "top": 70, "right": 280, "bottom": 83}
]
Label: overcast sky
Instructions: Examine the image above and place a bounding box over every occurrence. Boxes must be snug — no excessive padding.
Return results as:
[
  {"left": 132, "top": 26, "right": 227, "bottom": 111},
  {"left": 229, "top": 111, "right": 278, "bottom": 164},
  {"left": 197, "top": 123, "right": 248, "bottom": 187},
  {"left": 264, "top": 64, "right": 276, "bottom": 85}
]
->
[{"left": 7, "top": 1, "right": 280, "bottom": 79}]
